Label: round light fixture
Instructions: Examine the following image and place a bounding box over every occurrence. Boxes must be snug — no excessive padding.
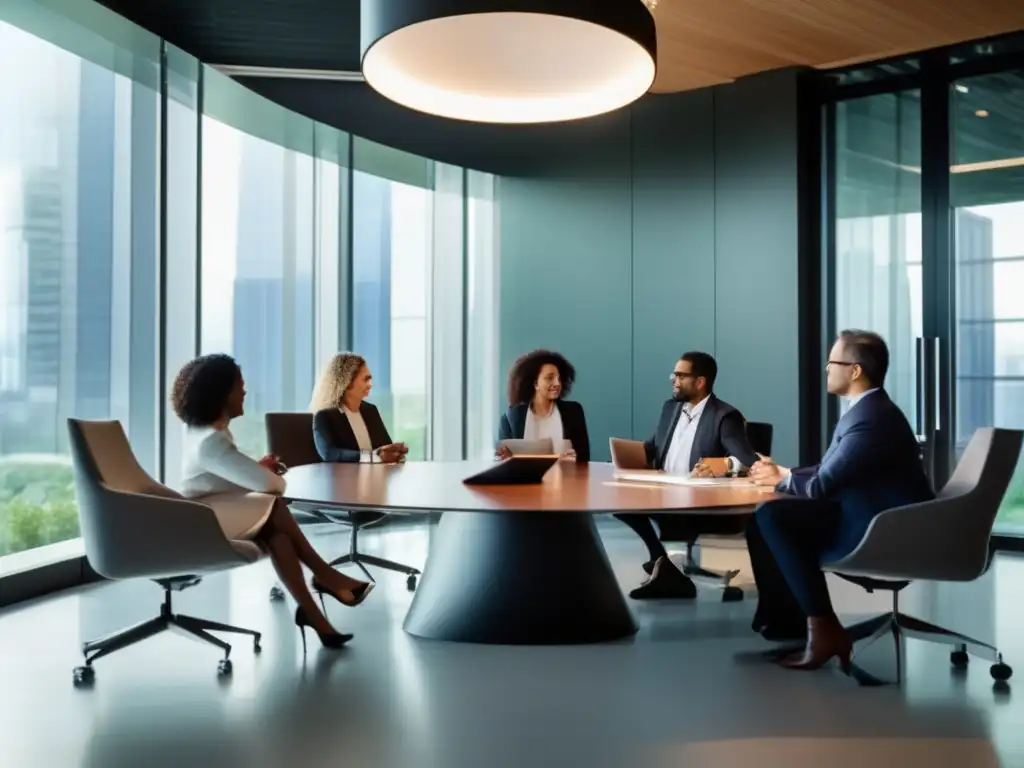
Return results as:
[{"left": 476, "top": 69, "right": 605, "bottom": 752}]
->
[{"left": 360, "top": 1, "right": 657, "bottom": 124}]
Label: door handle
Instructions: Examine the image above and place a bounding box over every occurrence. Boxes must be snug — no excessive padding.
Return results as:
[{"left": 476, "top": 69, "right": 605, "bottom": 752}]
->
[
  {"left": 934, "top": 336, "right": 941, "bottom": 433},
  {"left": 915, "top": 336, "right": 926, "bottom": 437}
]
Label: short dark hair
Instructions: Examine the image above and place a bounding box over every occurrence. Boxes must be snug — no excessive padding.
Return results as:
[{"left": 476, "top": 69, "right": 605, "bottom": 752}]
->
[
  {"left": 507, "top": 349, "right": 576, "bottom": 406},
  {"left": 837, "top": 329, "right": 889, "bottom": 386},
  {"left": 680, "top": 351, "right": 718, "bottom": 392},
  {"left": 170, "top": 354, "right": 242, "bottom": 427}
]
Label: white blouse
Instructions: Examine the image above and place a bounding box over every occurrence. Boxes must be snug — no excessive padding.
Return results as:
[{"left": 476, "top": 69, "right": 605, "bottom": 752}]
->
[
  {"left": 179, "top": 426, "right": 285, "bottom": 499},
  {"left": 344, "top": 407, "right": 374, "bottom": 451},
  {"left": 524, "top": 403, "right": 564, "bottom": 444}
]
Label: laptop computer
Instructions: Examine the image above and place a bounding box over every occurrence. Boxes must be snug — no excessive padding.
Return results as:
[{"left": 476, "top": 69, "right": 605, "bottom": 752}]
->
[
  {"left": 498, "top": 438, "right": 554, "bottom": 456},
  {"left": 609, "top": 438, "right": 649, "bottom": 470},
  {"left": 463, "top": 455, "right": 559, "bottom": 485}
]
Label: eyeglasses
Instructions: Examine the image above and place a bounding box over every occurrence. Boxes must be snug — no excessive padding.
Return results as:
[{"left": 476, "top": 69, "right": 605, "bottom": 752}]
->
[
  {"left": 826, "top": 360, "right": 857, "bottom": 369},
  {"left": 671, "top": 372, "right": 695, "bottom": 379}
]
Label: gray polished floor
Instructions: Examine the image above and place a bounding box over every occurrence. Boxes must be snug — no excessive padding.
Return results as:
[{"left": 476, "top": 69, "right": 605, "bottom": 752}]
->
[{"left": 0, "top": 518, "right": 1020, "bottom": 768}]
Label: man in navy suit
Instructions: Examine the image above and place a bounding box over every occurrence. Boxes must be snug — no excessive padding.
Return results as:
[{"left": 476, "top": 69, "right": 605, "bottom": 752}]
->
[{"left": 747, "top": 330, "right": 933, "bottom": 671}]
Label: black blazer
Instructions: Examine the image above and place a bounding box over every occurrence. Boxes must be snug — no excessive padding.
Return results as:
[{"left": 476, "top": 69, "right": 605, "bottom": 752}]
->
[
  {"left": 644, "top": 395, "right": 759, "bottom": 471},
  {"left": 312, "top": 402, "right": 393, "bottom": 463},
  {"left": 497, "top": 400, "right": 591, "bottom": 463}
]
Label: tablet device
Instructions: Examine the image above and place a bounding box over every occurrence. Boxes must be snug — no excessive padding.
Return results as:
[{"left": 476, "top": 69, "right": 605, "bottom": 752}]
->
[
  {"left": 609, "top": 438, "right": 649, "bottom": 470},
  {"left": 463, "top": 456, "right": 559, "bottom": 485},
  {"left": 499, "top": 438, "right": 554, "bottom": 456}
]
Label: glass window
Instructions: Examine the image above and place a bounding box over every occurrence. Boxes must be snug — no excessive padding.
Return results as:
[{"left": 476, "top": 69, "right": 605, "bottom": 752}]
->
[
  {"left": 466, "top": 171, "right": 500, "bottom": 459},
  {"left": 199, "top": 116, "right": 315, "bottom": 459},
  {"left": 833, "top": 91, "right": 923, "bottom": 425},
  {"left": 352, "top": 140, "right": 433, "bottom": 460},
  {"left": 951, "top": 71, "right": 1024, "bottom": 534},
  {"left": 161, "top": 45, "right": 200, "bottom": 489},
  {"left": 0, "top": 18, "right": 159, "bottom": 560}
]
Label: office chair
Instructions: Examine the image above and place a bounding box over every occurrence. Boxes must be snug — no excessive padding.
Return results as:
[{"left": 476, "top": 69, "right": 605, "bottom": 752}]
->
[
  {"left": 823, "top": 427, "right": 1022, "bottom": 687},
  {"left": 67, "top": 419, "right": 263, "bottom": 686},
  {"left": 264, "top": 413, "right": 421, "bottom": 595},
  {"left": 661, "top": 420, "right": 774, "bottom": 600}
]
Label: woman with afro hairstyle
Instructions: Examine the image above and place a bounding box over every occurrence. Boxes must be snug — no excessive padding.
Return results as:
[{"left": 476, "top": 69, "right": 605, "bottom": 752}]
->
[
  {"left": 172, "top": 354, "right": 373, "bottom": 651},
  {"left": 496, "top": 349, "right": 590, "bottom": 462}
]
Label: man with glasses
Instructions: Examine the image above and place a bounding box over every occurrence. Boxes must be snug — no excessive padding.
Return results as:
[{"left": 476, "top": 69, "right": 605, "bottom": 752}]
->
[
  {"left": 746, "top": 330, "right": 933, "bottom": 668},
  {"left": 617, "top": 351, "right": 760, "bottom": 599}
]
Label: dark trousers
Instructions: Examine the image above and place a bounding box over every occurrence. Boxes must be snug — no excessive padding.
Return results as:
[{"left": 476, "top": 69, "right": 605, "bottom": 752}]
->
[
  {"left": 615, "top": 514, "right": 749, "bottom": 561},
  {"left": 748, "top": 497, "right": 844, "bottom": 620}
]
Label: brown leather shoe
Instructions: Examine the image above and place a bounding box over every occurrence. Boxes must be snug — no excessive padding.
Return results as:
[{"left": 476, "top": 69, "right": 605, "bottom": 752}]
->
[
  {"left": 628, "top": 556, "right": 697, "bottom": 600},
  {"left": 779, "top": 614, "right": 852, "bottom": 674}
]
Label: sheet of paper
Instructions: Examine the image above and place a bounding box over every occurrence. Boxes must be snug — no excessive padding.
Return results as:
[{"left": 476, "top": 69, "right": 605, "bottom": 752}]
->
[{"left": 613, "top": 472, "right": 749, "bottom": 487}]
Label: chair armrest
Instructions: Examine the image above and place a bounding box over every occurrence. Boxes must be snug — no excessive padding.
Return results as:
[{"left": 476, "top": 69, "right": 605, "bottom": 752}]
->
[
  {"left": 77, "top": 484, "right": 250, "bottom": 580},
  {"left": 825, "top": 496, "right": 990, "bottom": 582}
]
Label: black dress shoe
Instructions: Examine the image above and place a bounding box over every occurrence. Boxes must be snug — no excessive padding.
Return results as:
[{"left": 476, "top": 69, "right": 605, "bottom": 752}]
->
[{"left": 629, "top": 557, "right": 697, "bottom": 600}]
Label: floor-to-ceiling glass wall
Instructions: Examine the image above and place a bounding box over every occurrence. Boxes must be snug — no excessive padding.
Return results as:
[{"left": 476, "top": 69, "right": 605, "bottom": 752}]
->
[
  {"left": 0, "top": 9, "right": 160, "bottom": 563},
  {"left": 198, "top": 70, "right": 315, "bottom": 458},
  {"left": 0, "top": 0, "right": 500, "bottom": 592},
  {"left": 352, "top": 138, "right": 433, "bottom": 460},
  {"left": 950, "top": 70, "right": 1024, "bottom": 533},
  {"left": 833, "top": 91, "right": 923, "bottom": 425},
  {"left": 825, "top": 39, "right": 1024, "bottom": 541}
]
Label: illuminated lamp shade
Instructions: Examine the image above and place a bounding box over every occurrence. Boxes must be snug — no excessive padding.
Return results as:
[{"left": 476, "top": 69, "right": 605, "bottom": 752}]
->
[{"left": 360, "top": 0, "right": 657, "bottom": 124}]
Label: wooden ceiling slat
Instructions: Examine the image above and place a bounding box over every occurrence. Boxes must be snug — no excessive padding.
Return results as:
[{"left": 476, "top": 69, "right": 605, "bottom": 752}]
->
[{"left": 648, "top": 0, "right": 1024, "bottom": 92}]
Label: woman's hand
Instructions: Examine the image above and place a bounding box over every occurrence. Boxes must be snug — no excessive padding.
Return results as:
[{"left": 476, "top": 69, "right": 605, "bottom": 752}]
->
[
  {"left": 495, "top": 445, "right": 512, "bottom": 460},
  {"left": 259, "top": 454, "right": 287, "bottom": 475},
  {"left": 377, "top": 444, "right": 404, "bottom": 464}
]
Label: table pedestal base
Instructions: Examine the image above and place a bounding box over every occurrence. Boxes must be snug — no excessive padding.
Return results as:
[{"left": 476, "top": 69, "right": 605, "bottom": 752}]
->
[{"left": 403, "top": 511, "right": 638, "bottom": 644}]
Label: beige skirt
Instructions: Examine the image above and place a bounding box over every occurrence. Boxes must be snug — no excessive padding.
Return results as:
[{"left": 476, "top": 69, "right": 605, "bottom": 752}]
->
[{"left": 199, "top": 492, "right": 277, "bottom": 541}]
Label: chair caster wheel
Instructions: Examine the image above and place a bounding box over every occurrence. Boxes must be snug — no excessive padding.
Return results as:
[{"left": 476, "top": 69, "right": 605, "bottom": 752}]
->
[
  {"left": 407, "top": 575, "right": 417, "bottom": 591},
  {"left": 253, "top": 638, "right": 262, "bottom": 654},
  {"left": 269, "top": 586, "right": 285, "bottom": 602},
  {"left": 722, "top": 586, "right": 744, "bottom": 602},
  {"left": 217, "top": 659, "right": 233, "bottom": 676},
  {"left": 991, "top": 662, "right": 1012, "bottom": 682},
  {"left": 951, "top": 649, "right": 969, "bottom": 668},
  {"left": 73, "top": 666, "right": 95, "bottom": 687}
]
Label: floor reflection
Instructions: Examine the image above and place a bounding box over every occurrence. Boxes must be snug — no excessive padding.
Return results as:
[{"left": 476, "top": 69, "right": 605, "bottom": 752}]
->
[{"left": 0, "top": 517, "right": 1020, "bottom": 768}]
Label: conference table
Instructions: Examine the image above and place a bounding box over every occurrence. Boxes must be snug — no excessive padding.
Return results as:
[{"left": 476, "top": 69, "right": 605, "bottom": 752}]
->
[{"left": 283, "top": 460, "right": 776, "bottom": 645}]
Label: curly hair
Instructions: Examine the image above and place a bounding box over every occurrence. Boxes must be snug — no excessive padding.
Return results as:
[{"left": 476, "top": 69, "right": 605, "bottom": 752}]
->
[
  {"left": 309, "top": 352, "right": 367, "bottom": 412},
  {"left": 170, "top": 354, "right": 242, "bottom": 427},
  {"left": 506, "top": 349, "right": 575, "bottom": 406}
]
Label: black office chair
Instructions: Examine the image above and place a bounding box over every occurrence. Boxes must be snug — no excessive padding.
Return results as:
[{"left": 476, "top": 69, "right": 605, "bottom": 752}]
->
[
  {"left": 658, "top": 420, "right": 774, "bottom": 601},
  {"left": 264, "top": 413, "right": 421, "bottom": 594}
]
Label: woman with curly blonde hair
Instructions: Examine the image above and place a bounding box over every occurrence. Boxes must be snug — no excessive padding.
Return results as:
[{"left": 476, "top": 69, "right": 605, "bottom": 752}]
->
[{"left": 310, "top": 353, "right": 407, "bottom": 464}]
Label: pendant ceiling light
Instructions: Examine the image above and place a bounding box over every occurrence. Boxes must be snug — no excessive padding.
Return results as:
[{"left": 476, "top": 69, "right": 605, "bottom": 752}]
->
[{"left": 360, "top": 1, "right": 657, "bottom": 124}]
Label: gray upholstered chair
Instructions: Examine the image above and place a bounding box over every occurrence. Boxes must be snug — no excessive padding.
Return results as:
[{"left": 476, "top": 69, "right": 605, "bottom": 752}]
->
[
  {"left": 823, "top": 427, "right": 1023, "bottom": 686},
  {"left": 67, "top": 419, "right": 264, "bottom": 686},
  {"left": 264, "top": 413, "right": 421, "bottom": 593}
]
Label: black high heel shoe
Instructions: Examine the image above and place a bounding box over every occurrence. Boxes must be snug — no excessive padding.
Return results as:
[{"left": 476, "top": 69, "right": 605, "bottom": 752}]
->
[
  {"left": 294, "top": 606, "right": 353, "bottom": 654},
  {"left": 311, "top": 578, "right": 375, "bottom": 611}
]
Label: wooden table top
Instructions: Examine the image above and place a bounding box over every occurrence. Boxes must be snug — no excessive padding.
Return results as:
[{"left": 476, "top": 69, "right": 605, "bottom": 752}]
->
[{"left": 282, "top": 461, "right": 778, "bottom": 515}]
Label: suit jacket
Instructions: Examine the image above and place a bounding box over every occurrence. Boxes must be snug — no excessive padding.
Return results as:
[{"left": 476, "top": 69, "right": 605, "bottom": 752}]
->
[
  {"left": 644, "top": 395, "right": 759, "bottom": 471},
  {"left": 782, "top": 388, "right": 934, "bottom": 559},
  {"left": 312, "top": 403, "right": 393, "bottom": 463},
  {"left": 497, "top": 400, "right": 591, "bottom": 463}
]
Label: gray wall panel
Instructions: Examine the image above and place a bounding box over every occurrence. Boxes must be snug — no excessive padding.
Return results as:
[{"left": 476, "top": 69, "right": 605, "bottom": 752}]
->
[
  {"left": 630, "top": 90, "right": 717, "bottom": 440},
  {"left": 714, "top": 71, "right": 802, "bottom": 465}
]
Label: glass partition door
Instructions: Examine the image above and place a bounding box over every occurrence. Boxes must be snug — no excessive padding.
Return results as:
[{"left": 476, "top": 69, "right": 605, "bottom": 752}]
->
[{"left": 950, "top": 71, "right": 1024, "bottom": 534}]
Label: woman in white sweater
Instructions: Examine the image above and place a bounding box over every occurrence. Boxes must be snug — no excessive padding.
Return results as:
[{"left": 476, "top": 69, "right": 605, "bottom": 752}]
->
[{"left": 173, "top": 354, "right": 372, "bottom": 651}]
